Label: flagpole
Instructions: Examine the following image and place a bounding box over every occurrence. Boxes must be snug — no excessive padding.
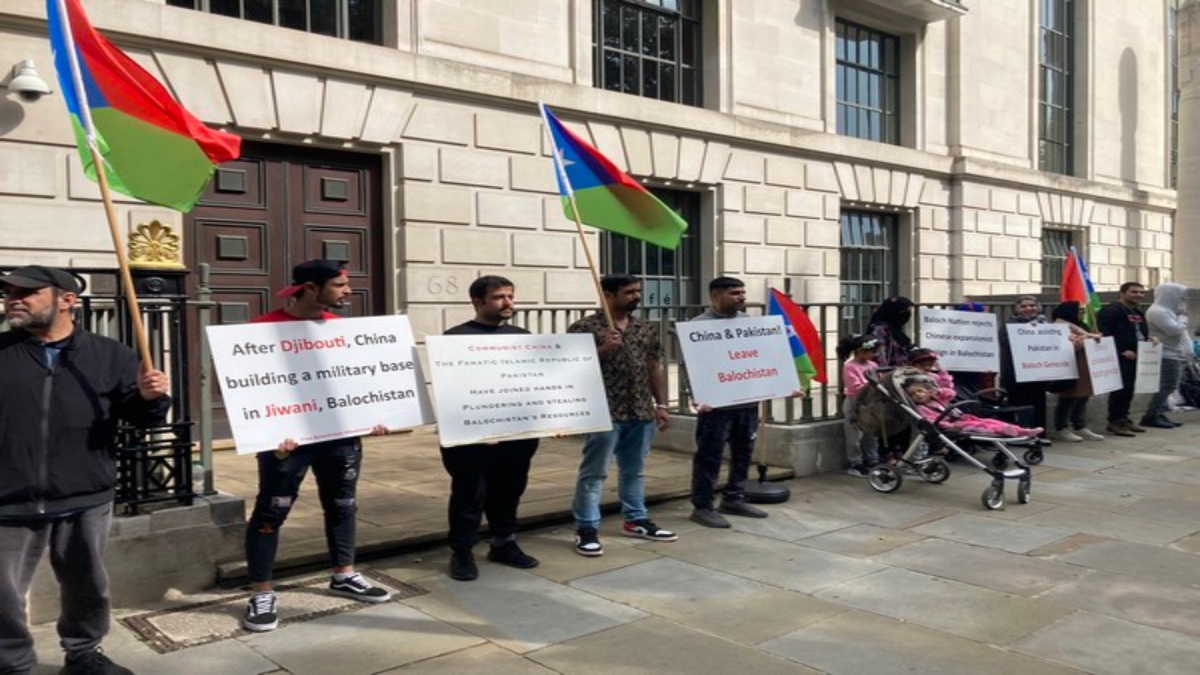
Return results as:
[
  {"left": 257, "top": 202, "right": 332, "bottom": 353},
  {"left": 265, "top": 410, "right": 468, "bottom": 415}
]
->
[
  {"left": 539, "top": 103, "right": 614, "bottom": 329},
  {"left": 56, "top": 0, "right": 154, "bottom": 371}
]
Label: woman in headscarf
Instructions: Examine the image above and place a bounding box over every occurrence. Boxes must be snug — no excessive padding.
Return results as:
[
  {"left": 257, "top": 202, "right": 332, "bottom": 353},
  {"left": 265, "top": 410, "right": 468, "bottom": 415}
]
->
[
  {"left": 1000, "top": 296, "right": 1049, "bottom": 438},
  {"left": 1048, "top": 301, "right": 1106, "bottom": 442},
  {"left": 866, "top": 296, "right": 915, "bottom": 367}
]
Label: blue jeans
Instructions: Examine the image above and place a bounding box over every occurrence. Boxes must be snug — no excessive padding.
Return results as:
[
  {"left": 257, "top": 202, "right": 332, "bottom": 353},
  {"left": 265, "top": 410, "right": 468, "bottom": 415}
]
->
[
  {"left": 1144, "top": 358, "right": 1186, "bottom": 420},
  {"left": 573, "top": 420, "right": 655, "bottom": 530}
]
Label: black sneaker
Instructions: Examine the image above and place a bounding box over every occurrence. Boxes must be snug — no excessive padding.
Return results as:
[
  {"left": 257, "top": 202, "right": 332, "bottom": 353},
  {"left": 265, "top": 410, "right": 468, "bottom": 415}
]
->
[
  {"left": 487, "top": 541, "right": 540, "bottom": 569},
  {"left": 689, "top": 507, "right": 731, "bottom": 528},
  {"left": 60, "top": 648, "right": 132, "bottom": 675},
  {"left": 574, "top": 526, "right": 604, "bottom": 556},
  {"left": 328, "top": 572, "right": 391, "bottom": 603},
  {"left": 718, "top": 500, "right": 768, "bottom": 518},
  {"left": 242, "top": 592, "right": 278, "bottom": 632},
  {"left": 622, "top": 519, "right": 678, "bottom": 541},
  {"left": 449, "top": 549, "right": 479, "bottom": 581}
]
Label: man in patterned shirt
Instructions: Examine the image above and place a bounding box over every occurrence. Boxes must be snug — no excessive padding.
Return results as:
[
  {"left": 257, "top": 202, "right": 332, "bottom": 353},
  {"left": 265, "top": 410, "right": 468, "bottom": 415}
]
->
[{"left": 567, "top": 274, "right": 677, "bottom": 556}]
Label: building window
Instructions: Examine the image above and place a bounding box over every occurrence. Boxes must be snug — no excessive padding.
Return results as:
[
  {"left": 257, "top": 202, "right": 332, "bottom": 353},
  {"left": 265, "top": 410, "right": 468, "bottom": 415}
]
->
[
  {"left": 1041, "top": 228, "right": 1075, "bottom": 292},
  {"left": 600, "top": 189, "right": 701, "bottom": 310},
  {"left": 839, "top": 211, "right": 899, "bottom": 336},
  {"left": 835, "top": 19, "right": 901, "bottom": 145},
  {"left": 165, "top": 0, "right": 382, "bottom": 44},
  {"left": 1170, "top": 0, "right": 1180, "bottom": 189},
  {"left": 594, "top": 0, "right": 703, "bottom": 107},
  {"left": 1039, "top": 0, "right": 1074, "bottom": 175}
]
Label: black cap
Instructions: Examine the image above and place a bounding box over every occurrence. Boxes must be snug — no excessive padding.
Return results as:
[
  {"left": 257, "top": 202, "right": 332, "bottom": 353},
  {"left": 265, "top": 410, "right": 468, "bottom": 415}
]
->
[
  {"left": 0, "top": 265, "right": 82, "bottom": 294},
  {"left": 276, "top": 260, "right": 347, "bottom": 298}
]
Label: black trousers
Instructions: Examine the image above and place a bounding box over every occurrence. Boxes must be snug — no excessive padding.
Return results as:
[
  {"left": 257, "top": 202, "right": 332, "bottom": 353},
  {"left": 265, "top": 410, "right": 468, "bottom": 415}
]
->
[
  {"left": 692, "top": 407, "right": 759, "bottom": 509},
  {"left": 440, "top": 439, "right": 538, "bottom": 550},
  {"left": 1107, "top": 359, "right": 1138, "bottom": 422},
  {"left": 245, "top": 440, "right": 362, "bottom": 583}
]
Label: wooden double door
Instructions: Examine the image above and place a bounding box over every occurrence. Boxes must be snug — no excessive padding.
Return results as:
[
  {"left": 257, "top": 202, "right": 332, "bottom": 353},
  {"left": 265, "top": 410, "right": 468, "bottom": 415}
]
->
[{"left": 184, "top": 142, "right": 384, "bottom": 435}]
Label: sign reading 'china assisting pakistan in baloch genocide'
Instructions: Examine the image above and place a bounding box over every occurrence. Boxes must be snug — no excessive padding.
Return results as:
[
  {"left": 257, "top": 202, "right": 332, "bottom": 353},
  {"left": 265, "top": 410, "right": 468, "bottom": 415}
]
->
[
  {"left": 425, "top": 333, "right": 611, "bottom": 447},
  {"left": 676, "top": 315, "right": 801, "bottom": 408},
  {"left": 206, "top": 316, "right": 434, "bottom": 454}
]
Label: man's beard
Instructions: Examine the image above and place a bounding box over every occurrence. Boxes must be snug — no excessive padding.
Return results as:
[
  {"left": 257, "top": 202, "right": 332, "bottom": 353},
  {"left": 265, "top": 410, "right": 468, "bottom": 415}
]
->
[{"left": 7, "top": 306, "right": 54, "bottom": 331}]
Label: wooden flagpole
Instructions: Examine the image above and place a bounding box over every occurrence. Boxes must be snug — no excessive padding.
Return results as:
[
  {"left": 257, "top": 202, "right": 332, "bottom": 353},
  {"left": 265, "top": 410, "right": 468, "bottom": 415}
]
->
[
  {"left": 56, "top": 0, "right": 154, "bottom": 371},
  {"left": 539, "top": 102, "right": 614, "bottom": 329}
]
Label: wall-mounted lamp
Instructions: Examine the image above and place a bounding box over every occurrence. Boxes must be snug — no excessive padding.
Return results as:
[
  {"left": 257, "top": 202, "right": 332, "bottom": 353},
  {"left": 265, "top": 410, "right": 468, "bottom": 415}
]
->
[{"left": 3, "top": 60, "right": 53, "bottom": 102}]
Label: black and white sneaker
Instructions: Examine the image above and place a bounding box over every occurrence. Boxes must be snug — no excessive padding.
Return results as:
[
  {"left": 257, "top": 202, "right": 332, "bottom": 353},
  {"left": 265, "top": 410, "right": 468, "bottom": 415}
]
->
[
  {"left": 574, "top": 526, "right": 604, "bottom": 556},
  {"left": 622, "top": 519, "right": 678, "bottom": 542},
  {"left": 329, "top": 572, "right": 391, "bottom": 603},
  {"left": 242, "top": 592, "right": 278, "bottom": 632}
]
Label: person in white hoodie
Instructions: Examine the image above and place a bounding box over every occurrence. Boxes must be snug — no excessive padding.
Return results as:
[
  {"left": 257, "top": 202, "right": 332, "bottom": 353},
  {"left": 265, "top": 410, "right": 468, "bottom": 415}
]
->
[{"left": 1141, "top": 282, "right": 1190, "bottom": 429}]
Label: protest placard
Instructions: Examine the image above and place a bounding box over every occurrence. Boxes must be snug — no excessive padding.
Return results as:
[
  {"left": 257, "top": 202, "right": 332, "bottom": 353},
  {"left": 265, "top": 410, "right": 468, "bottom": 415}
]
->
[
  {"left": 206, "top": 315, "right": 434, "bottom": 454},
  {"left": 677, "top": 315, "right": 801, "bottom": 408},
  {"left": 425, "top": 333, "right": 611, "bottom": 447},
  {"left": 1085, "top": 336, "right": 1123, "bottom": 396},
  {"left": 919, "top": 308, "right": 1000, "bottom": 372},
  {"left": 1134, "top": 341, "right": 1164, "bottom": 394},
  {"left": 1005, "top": 323, "right": 1077, "bottom": 383}
]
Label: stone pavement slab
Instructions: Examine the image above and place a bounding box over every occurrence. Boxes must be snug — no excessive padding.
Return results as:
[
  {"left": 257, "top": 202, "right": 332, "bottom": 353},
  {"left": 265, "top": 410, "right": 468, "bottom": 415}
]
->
[
  {"left": 1054, "top": 539, "right": 1200, "bottom": 588},
  {"left": 794, "top": 522, "right": 927, "bottom": 557},
  {"left": 1039, "top": 570, "right": 1200, "bottom": 638},
  {"left": 874, "top": 538, "right": 1088, "bottom": 597},
  {"left": 381, "top": 644, "right": 558, "bottom": 674},
  {"left": 911, "top": 513, "right": 1074, "bottom": 553},
  {"left": 1017, "top": 504, "right": 1200, "bottom": 545},
  {"left": 1014, "top": 612, "right": 1200, "bottom": 675}
]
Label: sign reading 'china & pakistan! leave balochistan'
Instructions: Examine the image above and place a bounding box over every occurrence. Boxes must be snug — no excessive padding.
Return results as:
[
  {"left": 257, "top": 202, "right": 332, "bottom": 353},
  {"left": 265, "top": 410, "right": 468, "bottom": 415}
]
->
[
  {"left": 206, "top": 316, "right": 434, "bottom": 454},
  {"left": 676, "top": 316, "right": 800, "bottom": 408},
  {"left": 425, "top": 333, "right": 611, "bottom": 447}
]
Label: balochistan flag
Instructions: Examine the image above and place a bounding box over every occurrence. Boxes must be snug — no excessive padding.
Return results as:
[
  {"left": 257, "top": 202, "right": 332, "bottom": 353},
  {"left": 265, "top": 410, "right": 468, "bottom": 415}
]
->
[
  {"left": 767, "top": 288, "right": 827, "bottom": 390},
  {"left": 1060, "top": 246, "right": 1102, "bottom": 329},
  {"left": 47, "top": 0, "right": 241, "bottom": 211},
  {"left": 539, "top": 103, "right": 687, "bottom": 250}
]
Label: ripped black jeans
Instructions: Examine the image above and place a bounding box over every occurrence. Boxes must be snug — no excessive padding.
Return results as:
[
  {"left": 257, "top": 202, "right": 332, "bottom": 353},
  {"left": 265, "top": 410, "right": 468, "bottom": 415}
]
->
[{"left": 245, "top": 439, "right": 362, "bottom": 583}]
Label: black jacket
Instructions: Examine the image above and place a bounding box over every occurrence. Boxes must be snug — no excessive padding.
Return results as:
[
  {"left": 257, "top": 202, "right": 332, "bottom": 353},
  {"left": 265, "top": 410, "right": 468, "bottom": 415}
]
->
[
  {"left": 0, "top": 326, "right": 170, "bottom": 518},
  {"left": 1097, "top": 302, "right": 1148, "bottom": 355}
]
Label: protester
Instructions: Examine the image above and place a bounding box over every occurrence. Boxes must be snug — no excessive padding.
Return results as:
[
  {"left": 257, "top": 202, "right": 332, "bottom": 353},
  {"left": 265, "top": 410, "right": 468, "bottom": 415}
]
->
[
  {"left": 906, "top": 379, "right": 1042, "bottom": 437},
  {"left": 686, "top": 277, "right": 769, "bottom": 528},
  {"left": 440, "top": 275, "right": 541, "bottom": 578},
  {"left": 1141, "top": 282, "right": 1190, "bottom": 429},
  {"left": 242, "top": 260, "right": 390, "bottom": 633},
  {"left": 1098, "top": 282, "right": 1152, "bottom": 435},
  {"left": 1001, "top": 296, "right": 1049, "bottom": 437},
  {"left": 567, "top": 275, "right": 676, "bottom": 556},
  {"left": 866, "top": 296, "right": 915, "bottom": 367},
  {"left": 0, "top": 266, "right": 170, "bottom": 675},
  {"left": 1048, "top": 301, "right": 1106, "bottom": 441},
  {"left": 840, "top": 335, "right": 883, "bottom": 478}
]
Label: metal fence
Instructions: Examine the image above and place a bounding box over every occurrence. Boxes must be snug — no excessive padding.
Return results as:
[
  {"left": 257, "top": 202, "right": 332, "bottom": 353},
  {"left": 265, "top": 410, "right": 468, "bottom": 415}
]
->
[{"left": 1, "top": 266, "right": 195, "bottom": 514}]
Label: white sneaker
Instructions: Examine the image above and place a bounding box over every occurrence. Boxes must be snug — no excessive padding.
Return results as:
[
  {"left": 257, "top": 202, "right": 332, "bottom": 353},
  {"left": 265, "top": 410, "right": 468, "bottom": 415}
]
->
[
  {"left": 1073, "top": 428, "right": 1106, "bottom": 441},
  {"left": 1050, "top": 429, "right": 1083, "bottom": 442}
]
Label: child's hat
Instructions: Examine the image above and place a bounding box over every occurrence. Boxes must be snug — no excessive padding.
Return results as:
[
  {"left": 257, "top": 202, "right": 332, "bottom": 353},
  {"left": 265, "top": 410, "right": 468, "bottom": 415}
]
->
[{"left": 909, "top": 348, "right": 939, "bottom": 363}]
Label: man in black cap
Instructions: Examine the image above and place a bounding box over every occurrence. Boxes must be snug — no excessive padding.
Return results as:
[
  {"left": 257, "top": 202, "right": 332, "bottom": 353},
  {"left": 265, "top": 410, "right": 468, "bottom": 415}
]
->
[
  {"left": 0, "top": 265, "right": 170, "bottom": 675},
  {"left": 241, "top": 260, "right": 391, "bottom": 634}
]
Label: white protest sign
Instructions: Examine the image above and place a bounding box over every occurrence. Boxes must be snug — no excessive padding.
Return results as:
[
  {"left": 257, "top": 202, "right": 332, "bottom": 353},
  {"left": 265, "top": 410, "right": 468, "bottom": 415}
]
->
[
  {"left": 677, "top": 315, "right": 801, "bottom": 408},
  {"left": 919, "top": 308, "right": 1000, "bottom": 372},
  {"left": 1085, "top": 336, "right": 1124, "bottom": 396},
  {"left": 1005, "top": 323, "right": 1077, "bottom": 383},
  {"left": 426, "top": 333, "right": 612, "bottom": 447},
  {"left": 1134, "top": 341, "right": 1164, "bottom": 394},
  {"left": 206, "top": 315, "right": 434, "bottom": 454}
]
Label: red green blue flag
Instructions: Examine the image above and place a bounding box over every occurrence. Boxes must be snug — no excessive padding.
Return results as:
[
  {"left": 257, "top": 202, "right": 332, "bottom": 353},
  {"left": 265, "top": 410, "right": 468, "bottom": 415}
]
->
[
  {"left": 539, "top": 103, "right": 687, "bottom": 250},
  {"left": 1060, "top": 246, "right": 1101, "bottom": 330},
  {"left": 767, "top": 288, "right": 827, "bottom": 390},
  {"left": 47, "top": 0, "right": 241, "bottom": 211}
]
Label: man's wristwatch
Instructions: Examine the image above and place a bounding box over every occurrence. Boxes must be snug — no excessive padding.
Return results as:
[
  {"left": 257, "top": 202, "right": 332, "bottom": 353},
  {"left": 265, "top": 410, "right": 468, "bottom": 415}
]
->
[{"left": 654, "top": 403, "right": 669, "bottom": 410}]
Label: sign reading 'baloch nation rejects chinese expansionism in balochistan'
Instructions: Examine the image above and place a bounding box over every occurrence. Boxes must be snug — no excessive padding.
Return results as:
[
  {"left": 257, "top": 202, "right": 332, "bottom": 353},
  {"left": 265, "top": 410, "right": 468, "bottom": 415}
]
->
[
  {"left": 425, "top": 333, "right": 612, "bottom": 447},
  {"left": 206, "top": 316, "right": 434, "bottom": 454},
  {"left": 677, "top": 315, "right": 801, "bottom": 408}
]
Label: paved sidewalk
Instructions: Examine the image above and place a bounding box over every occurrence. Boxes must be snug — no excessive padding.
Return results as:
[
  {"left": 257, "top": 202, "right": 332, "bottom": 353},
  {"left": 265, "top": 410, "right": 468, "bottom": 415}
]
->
[{"left": 29, "top": 411, "right": 1200, "bottom": 674}]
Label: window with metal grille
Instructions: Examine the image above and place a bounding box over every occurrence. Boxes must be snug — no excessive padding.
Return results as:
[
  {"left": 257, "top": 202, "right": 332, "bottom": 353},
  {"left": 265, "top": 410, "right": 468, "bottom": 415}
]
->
[
  {"left": 835, "top": 19, "right": 900, "bottom": 145},
  {"left": 840, "top": 211, "right": 899, "bottom": 336},
  {"left": 1170, "top": 0, "right": 1180, "bottom": 189},
  {"left": 1039, "top": 0, "right": 1074, "bottom": 175},
  {"left": 599, "top": 189, "right": 701, "bottom": 311},
  {"left": 594, "top": 0, "right": 703, "bottom": 107},
  {"left": 1042, "top": 228, "right": 1075, "bottom": 292},
  {"left": 165, "top": 0, "right": 381, "bottom": 44}
]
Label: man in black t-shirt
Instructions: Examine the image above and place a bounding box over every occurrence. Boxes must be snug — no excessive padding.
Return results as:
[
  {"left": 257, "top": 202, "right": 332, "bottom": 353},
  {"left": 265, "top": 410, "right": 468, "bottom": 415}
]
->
[
  {"left": 1098, "top": 282, "right": 1153, "bottom": 436},
  {"left": 441, "top": 275, "right": 540, "bottom": 581}
]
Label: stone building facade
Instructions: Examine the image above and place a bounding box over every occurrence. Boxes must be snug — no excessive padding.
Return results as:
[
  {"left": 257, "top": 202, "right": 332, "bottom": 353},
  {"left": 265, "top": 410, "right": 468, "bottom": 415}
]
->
[{"left": 0, "top": 0, "right": 1180, "bottom": 340}]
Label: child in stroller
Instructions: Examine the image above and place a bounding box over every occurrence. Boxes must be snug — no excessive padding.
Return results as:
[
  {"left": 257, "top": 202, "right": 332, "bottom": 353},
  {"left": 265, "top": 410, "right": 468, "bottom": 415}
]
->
[{"left": 859, "top": 368, "right": 1035, "bottom": 510}]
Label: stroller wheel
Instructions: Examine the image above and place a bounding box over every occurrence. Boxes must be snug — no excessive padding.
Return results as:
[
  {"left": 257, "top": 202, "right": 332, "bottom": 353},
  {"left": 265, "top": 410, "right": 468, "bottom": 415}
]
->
[
  {"left": 919, "top": 459, "right": 951, "bottom": 484},
  {"left": 981, "top": 482, "right": 1005, "bottom": 510},
  {"left": 868, "top": 466, "right": 903, "bottom": 493},
  {"left": 1023, "top": 448, "right": 1044, "bottom": 465},
  {"left": 1017, "top": 478, "right": 1031, "bottom": 504}
]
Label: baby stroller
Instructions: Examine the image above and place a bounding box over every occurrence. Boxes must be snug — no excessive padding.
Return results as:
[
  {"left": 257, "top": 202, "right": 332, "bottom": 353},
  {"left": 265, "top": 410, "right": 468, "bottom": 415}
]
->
[
  {"left": 855, "top": 368, "right": 1035, "bottom": 510},
  {"left": 946, "top": 370, "right": 1045, "bottom": 467}
]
